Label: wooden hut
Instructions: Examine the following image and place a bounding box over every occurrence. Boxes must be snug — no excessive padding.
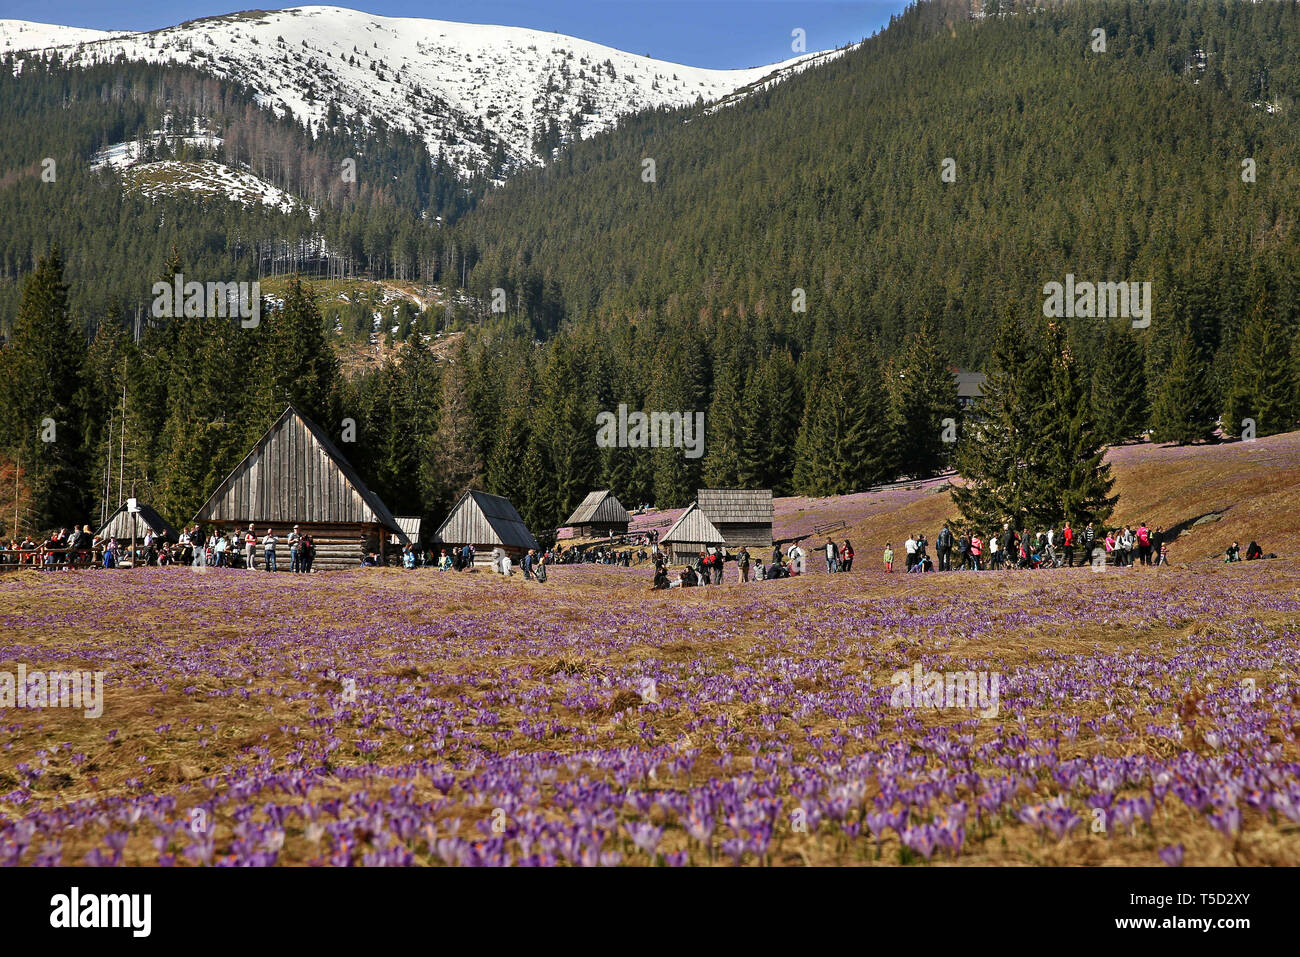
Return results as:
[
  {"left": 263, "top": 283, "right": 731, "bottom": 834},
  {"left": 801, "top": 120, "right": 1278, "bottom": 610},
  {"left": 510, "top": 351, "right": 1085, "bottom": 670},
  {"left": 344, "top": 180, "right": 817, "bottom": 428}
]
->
[
  {"left": 190, "top": 405, "right": 406, "bottom": 570},
  {"left": 393, "top": 516, "right": 423, "bottom": 546},
  {"left": 564, "top": 490, "right": 631, "bottom": 538},
  {"left": 696, "top": 489, "right": 774, "bottom": 548},
  {"left": 434, "top": 490, "right": 538, "bottom": 564},
  {"left": 95, "top": 501, "right": 178, "bottom": 545},
  {"left": 660, "top": 502, "right": 726, "bottom": 563}
]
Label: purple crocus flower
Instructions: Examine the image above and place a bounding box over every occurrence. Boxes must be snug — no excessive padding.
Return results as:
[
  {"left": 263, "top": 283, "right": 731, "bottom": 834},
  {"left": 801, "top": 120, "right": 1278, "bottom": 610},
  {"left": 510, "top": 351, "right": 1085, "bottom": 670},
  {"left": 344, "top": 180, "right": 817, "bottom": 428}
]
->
[{"left": 1158, "top": 844, "right": 1184, "bottom": 867}]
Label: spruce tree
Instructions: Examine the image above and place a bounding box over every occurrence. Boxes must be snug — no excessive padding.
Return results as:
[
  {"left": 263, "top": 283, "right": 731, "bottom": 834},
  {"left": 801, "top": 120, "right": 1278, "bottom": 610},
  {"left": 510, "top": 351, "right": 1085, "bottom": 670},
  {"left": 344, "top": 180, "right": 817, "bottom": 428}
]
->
[
  {"left": 0, "top": 247, "right": 86, "bottom": 531},
  {"left": 887, "top": 325, "right": 960, "bottom": 479},
  {"left": 1222, "top": 294, "right": 1298, "bottom": 439},
  {"left": 792, "top": 339, "right": 890, "bottom": 496},
  {"left": 1092, "top": 319, "right": 1149, "bottom": 444},
  {"left": 742, "top": 350, "right": 800, "bottom": 494},
  {"left": 425, "top": 354, "right": 483, "bottom": 511},
  {"left": 256, "top": 278, "right": 337, "bottom": 425},
  {"left": 952, "top": 309, "right": 1052, "bottom": 530},
  {"left": 702, "top": 360, "right": 746, "bottom": 487},
  {"left": 1150, "top": 331, "right": 1217, "bottom": 444},
  {"left": 1042, "top": 322, "right": 1117, "bottom": 526}
]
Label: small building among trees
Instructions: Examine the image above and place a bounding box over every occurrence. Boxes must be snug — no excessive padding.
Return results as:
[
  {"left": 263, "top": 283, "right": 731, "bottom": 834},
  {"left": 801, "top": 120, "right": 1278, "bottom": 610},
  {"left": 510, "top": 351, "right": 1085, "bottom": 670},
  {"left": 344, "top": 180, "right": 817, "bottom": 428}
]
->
[
  {"left": 190, "top": 405, "right": 407, "bottom": 570},
  {"left": 434, "top": 489, "right": 539, "bottom": 564},
  {"left": 564, "top": 490, "right": 631, "bottom": 538}
]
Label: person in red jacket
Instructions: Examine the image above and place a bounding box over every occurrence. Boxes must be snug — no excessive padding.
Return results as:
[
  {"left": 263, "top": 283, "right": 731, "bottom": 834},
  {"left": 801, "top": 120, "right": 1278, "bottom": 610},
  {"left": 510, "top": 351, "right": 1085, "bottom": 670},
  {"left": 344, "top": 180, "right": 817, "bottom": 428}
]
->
[{"left": 1062, "top": 522, "right": 1074, "bottom": 567}]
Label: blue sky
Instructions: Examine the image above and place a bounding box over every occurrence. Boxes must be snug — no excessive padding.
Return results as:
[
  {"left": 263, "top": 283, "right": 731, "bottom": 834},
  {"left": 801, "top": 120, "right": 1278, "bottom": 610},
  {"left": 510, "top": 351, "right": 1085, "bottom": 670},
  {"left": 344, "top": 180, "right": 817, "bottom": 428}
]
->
[{"left": 10, "top": 1, "right": 911, "bottom": 69}]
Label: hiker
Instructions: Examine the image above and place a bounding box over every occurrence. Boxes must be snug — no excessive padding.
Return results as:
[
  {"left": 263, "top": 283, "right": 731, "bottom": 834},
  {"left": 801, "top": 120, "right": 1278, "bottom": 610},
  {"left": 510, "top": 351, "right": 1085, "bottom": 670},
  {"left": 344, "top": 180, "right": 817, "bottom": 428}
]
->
[
  {"left": 753, "top": 557, "right": 766, "bottom": 581},
  {"left": 289, "top": 525, "right": 303, "bottom": 573},
  {"left": 522, "top": 548, "right": 536, "bottom": 580},
  {"left": 652, "top": 565, "right": 670, "bottom": 590},
  {"left": 737, "top": 545, "right": 751, "bottom": 583},
  {"left": 958, "top": 531, "right": 971, "bottom": 570},
  {"left": 970, "top": 532, "right": 983, "bottom": 570},
  {"left": 1136, "top": 522, "right": 1151, "bottom": 565},
  {"left": 825, "top": 539, "right": 839, "bottom": 573},
  {"left": 245, "top": 524, "right": 258, "bottom": 571},
  {"left": 1245, "top": 540, "right": 1264, "bottom": 561},
  {"left": 1225, "top": 542, "right": 1241, "bottom": 563},
  {"left": 300, "top": 534, "right": 314, "bottom": 573},
  {"left": 501, "top": 552, "right": 514, "bottom": 576},
  {"left": 789, "top": 543, "right": 806, "bottom": 575},
  {"left": 988, "top": 532, "right": 1001, "bottom": 569},
  {"left": 883, "top": 542, "right": 894, "bottom": 573},
  {"left": 534, "top": 552, "right": 548, "bottom": 582},
  {"left": 262, "top": 528, "right": 278, "bottom": 572},
  {"left": 1156, "top": 541, "right": 1169, "bottom": 566},
  {"left": 1062, "top": 521, "right": 1074, "bottom": 567},
  {"left": 904, "top": 534, "right": 918, "bottom": 571},
  {"left": 840, "top": 539, "right": 854, "bottom": 572},
  {"left": 936, "top": 523, "right": 952, "bottom": 571},
  {"left": 1081, "top": 522, "right": 1096, "bottom": 568}
]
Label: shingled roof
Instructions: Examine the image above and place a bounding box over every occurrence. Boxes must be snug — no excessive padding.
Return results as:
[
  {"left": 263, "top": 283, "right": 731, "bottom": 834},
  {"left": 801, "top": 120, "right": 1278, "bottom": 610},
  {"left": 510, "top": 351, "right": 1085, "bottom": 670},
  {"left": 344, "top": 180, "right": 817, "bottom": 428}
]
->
[
  {"left": 696, "top": 489, "right": 774, "bottom": 525},
  {"left": 435, "top": 490, "right": 539, "bottom": 551},
  {"left": 565, "top": 490, "right": 631, "bottom": 526}
]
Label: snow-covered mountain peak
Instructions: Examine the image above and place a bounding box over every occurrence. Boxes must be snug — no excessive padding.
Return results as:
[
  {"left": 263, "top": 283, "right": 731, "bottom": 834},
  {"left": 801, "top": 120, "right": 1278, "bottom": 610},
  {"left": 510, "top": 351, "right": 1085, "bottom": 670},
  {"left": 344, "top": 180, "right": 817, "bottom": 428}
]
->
[{"left": 3, "top": 6, "right": 851, "bottom": 177}]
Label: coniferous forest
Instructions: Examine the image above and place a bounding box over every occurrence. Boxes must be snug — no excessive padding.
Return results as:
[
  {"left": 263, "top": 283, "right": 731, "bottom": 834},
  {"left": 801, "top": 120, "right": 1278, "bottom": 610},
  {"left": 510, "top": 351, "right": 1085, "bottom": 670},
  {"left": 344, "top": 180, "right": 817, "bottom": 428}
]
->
[{"left": 3, "top": 0, "right": 1300, "bottom": 541}]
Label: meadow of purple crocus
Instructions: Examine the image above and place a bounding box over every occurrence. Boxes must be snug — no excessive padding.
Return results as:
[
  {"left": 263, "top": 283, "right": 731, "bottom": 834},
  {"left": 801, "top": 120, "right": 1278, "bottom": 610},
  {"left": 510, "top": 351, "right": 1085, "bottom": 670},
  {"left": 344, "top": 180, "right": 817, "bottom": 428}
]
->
[{"left": 2, "top": 560, "right": 1299, "bottom": 866}]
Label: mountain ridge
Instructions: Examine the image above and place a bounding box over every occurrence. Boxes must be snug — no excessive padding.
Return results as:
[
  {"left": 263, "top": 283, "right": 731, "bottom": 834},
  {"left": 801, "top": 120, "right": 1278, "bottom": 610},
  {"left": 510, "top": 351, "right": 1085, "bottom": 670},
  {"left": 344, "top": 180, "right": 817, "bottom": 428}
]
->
[{"left": 1, "top": 6, "right": 853, "bottom": 178}]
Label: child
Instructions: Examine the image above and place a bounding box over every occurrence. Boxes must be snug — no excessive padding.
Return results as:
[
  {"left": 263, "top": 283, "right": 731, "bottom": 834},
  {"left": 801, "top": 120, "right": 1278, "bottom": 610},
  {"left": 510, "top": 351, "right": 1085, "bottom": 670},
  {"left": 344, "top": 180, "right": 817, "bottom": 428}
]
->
[
  {"left": 883, "top": 542, "right": 894, "bottom": 573},
  {"left": 1157, "top": 542, "right": 1168, "bottom": 566}
]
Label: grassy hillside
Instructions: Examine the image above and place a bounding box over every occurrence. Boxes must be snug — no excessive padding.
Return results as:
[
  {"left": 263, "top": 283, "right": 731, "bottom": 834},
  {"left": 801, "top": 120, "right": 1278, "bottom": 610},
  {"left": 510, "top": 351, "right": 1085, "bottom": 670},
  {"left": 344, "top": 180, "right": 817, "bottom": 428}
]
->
[{"left": 777, "top": 431, "right": 1300, "bottom": 565}]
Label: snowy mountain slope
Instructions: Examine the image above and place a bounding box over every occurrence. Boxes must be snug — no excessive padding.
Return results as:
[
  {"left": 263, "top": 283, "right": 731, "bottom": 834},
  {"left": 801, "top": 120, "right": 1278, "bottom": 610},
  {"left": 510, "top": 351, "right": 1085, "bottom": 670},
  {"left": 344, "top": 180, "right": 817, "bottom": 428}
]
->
[
  {"left": 2, "top": 6, "right": 851, "bottom": 177},
  {"left": 0, "top": 19, "right": 127, "bottom": 55}
]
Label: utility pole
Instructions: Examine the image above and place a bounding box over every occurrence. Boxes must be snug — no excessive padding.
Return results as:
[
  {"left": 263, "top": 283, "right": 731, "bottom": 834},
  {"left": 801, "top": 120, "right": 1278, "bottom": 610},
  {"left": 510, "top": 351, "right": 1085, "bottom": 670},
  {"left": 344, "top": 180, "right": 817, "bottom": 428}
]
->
[{"left": 118, "top": 360, "right": 126, "bottom": 507}]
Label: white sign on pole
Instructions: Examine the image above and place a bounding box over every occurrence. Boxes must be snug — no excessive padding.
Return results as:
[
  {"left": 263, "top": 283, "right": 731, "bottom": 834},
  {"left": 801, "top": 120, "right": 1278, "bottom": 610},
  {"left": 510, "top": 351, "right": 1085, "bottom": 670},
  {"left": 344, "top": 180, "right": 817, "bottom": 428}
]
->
[{"left": 127, "top": 497, "right": 139, "bottom": 514}]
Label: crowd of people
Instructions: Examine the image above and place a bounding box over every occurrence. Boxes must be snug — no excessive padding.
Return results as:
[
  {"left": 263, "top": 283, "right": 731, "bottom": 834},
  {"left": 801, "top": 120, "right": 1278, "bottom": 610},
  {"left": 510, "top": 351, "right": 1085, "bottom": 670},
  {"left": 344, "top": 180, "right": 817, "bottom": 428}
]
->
[
  {"left": 4, "top": 514, "right": 1277, "bottom": 582},
  {"left": 652, "top": 540, "right": 850, "bottom": 588},
  {"left": 888, "top": 521, "right": 1173, "bottom": 573}
]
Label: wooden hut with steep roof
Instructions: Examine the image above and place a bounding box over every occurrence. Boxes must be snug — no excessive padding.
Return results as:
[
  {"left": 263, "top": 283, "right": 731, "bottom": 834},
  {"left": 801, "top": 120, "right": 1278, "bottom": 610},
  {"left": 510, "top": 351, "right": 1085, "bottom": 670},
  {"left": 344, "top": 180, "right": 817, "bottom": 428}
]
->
[
  {"left": 564, "top": 490, "right": 631, "bottom": 538},
  {"left": 660, "top": 502, "right": 727, "bottom": 563},
  {"left": 95, "top": 501, "right": 178, "bottom": 545},
  {"left": 190, "top": 405, "right": 406, "bottom": 570},
  {"left": 434, "top": 489, "right": 538, "bottom": 565},
  {"left": 696, "top": 489, "right": 773, "bottom": 549}
]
